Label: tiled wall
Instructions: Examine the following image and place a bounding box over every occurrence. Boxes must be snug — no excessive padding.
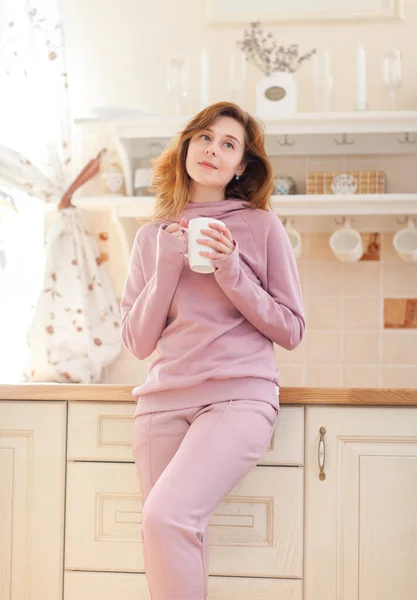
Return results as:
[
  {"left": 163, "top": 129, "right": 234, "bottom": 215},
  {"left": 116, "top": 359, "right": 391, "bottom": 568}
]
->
[
  {"left": 276, "top": 231, "right": 417, "bottom": 388},
  {"left": 75, "top": 152, "right": 417, "bottom": 389}
]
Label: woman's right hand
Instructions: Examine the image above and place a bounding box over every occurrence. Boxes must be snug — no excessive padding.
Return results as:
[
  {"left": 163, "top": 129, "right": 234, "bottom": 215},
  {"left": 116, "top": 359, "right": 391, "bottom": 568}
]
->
[{"left": 165, "top": 218, "right": 188, "bottom": 247}]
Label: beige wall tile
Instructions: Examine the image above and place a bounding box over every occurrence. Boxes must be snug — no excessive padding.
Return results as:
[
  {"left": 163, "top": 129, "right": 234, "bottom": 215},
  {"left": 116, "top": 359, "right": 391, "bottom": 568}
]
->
[
  {"left": 344, "top": 366, "right": 381, "bottom": 387},
  {"left": 306, "top": 262, "right": 344, "bottom": 296},
  {"left": 382, "top": 331, "right": 417, "bottom": 364},
  {"left": 344, "top": 297, "right": 381, "bottom": 330},
  {"left": 305, "top": 331, "right": 342, "bottom": 364},
  {"left": 305, "top": 365, "right": 343, "bottom": 387},
  {"left": 278, "top": 364, "right": 305, "bottom": 387},
  {"left": 306, "top": 233, "right": 336, "bottom": 261},
  {"left": 381, "top": 233, "right": 403, "bottom": 263},
  {"left": 344, "top": 262, "right": 381, "bottom": 296},
  {"left": 382, "top": 367, "right": 417, "bottom": 388},
  {"left": 296, "top": 263, "right": 309, "bottom": 292},
  {"left": 306, "top": 297, "right": 343, "bottom": 330},
  {"left": 344, "top": 331, "right": 381, "bottom": 364},
  {"left": 383, "top": 265, "right": 417, "bottom": 297},
  {"left": 275, "top": 336, "right": 306, "bottom": 364}
]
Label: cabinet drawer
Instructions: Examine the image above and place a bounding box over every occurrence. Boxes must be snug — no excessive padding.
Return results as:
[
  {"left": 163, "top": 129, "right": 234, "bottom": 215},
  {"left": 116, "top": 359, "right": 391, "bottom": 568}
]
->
[
  {"left": 68, "top": 403, "right": 304, "bottom": 466},
  {"left": 65, "top": 462, "right": 303, "bottom": 578},
  {"left": 65, "top": 571, "right": 303, "bottom": 600},
  {"left": 67, "top": 402, "right": 135, "bottom": 462}
]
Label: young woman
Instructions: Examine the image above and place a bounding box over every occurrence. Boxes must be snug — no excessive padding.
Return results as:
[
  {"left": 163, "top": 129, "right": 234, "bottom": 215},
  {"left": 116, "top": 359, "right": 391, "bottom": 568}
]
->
[{"left": 120, "top": 101, "right": 305, "bottom": 599}]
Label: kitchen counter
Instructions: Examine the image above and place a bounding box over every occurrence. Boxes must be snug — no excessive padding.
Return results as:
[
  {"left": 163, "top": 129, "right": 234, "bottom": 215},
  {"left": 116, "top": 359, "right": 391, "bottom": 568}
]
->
[{"left": 1, "top": 383, "right": 417, "bottom": 405}]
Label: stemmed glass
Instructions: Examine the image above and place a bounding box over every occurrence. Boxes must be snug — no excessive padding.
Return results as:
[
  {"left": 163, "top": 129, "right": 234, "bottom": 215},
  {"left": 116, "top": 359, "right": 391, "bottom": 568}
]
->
[
  {"left": 382, "top": 49, "right": 402, "bottom": 110},
  {"left": 166, "top": 57, "right": 189, "bottom": 117},
  {"left": 229, "top": 48, "right": 246, "bottom": 106}
]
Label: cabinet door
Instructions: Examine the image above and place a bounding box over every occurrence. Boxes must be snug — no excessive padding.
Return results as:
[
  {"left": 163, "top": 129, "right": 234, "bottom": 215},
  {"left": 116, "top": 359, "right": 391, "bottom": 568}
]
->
[
  {"left": 304, "top": 406, "right": 417, "bottom": 600},
  {"left": 0, "top": 401, "right": 67, "bottom": 600}
]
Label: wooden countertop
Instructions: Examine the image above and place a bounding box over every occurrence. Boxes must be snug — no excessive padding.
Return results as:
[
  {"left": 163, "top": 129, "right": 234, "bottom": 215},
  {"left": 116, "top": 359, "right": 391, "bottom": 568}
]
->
[{"left": 1, "top": 384, "right": 417, "bottom": 406}]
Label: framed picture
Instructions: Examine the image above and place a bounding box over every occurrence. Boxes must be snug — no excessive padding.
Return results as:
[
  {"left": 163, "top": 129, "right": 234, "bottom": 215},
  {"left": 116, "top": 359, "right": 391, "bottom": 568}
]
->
[{"left": 206, "top": 0, "right": 404, "bottom": 26}]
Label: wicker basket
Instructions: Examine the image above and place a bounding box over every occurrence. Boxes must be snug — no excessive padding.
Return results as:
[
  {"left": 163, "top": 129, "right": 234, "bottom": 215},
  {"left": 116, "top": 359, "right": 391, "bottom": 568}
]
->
[{"left": 306, "top": 171, "right": 386, "bottom": 194}]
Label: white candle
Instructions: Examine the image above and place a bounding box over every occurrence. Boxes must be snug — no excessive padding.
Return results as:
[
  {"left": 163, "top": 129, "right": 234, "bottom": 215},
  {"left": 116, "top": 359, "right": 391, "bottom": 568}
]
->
[
  {"left": 200, "top": 48, "right": 210, "bottom": 110},
  {"left": 356, "top": 44, "right": 367, "bottom": 111}
]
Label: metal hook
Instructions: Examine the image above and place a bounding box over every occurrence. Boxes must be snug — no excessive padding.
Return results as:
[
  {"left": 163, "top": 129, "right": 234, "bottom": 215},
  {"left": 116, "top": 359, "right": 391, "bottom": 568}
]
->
[
  {"left": 334, "top": 216, "right": 355, "bottom": 226},
  {"left": 281, "top": 217, "right": 295, "bottom": 227},
  {"left": 396, "top": 215, "right": 417, "bottom": 226},
  {"left": 277, "top": 135, "right": 295, "bottom": 147},
  {"left": 396, "top": 215, "right": 408, "bottom": 225},
  {"left": 396, "top": 132, "right": 417, "bottom": 145},
  {"left": 334, "top": 134, "right": 355, "bottom": 146}
]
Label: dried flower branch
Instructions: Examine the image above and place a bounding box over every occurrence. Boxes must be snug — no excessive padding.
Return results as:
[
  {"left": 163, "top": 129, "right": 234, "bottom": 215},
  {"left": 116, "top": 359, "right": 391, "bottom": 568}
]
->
[{"left": 236, "top": 22, "right": 316, "bottom": 76}]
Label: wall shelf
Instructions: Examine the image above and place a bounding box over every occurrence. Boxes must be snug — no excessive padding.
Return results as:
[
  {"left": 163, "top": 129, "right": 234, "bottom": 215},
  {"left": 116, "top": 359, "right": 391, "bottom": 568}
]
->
[
  {"left": 65, "top": 194, "right": 417, "bottom": 218},
  {"left": 74, "top": 111, "right": 417, "bottom": 136},
  {"left": 74, "top": 111, "right": 417, "bottom": 194}
]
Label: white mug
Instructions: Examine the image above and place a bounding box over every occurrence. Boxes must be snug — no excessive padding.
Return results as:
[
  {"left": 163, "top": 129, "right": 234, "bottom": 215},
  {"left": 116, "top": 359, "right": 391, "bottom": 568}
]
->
[
  {"left": 329, "top": 224, "right": 364, "bottom": 262},
  {"left": 393, "top": 222, "right": 417, "bottom": 262},
  {"left": 182, "top": 217, "right": 226, "bottom": 274},
  {"left": 285, "top": 225, "right": 303, "bottom": 259}
]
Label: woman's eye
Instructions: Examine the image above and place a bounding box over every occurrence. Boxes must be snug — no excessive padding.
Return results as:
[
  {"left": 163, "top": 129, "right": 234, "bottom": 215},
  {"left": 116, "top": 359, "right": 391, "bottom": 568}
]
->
[
  {"left": 200, "top": 134, "right": 210, "bottom": 141},
  {"left": 224, "top": 141, "right": 234, "bottom": 149}
]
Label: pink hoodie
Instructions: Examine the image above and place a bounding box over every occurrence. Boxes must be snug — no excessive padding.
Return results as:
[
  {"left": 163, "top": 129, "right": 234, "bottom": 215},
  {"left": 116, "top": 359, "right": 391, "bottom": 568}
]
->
[{"left": 120, "top": 199, "right": 305, "bottom": 417}]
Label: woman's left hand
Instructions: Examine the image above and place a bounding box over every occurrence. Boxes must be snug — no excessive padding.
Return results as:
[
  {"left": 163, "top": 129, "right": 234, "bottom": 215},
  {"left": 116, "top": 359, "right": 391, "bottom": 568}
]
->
[{"left": 197, "top": 223, "right": 235, "bottom": 260}]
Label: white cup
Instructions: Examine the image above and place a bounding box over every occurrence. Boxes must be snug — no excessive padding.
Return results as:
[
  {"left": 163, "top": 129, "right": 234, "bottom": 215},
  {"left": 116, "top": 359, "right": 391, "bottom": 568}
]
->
[
  {"left": 183, "top": 217, "right": 225, "bottom": 274},
  {"left": 285, "top": 225, "right": 303, "bottom": 259},
  {"left": 393, "top": 222, "right": 417, "bottom": 262},
  {"left": 329, "top": 224, "right": 364, "bottom": 262}
]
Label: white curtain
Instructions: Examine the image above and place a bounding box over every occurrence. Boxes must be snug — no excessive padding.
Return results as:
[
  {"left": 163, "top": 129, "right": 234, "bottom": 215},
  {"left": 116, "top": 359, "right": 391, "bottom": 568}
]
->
[{"left": 0, "top": 0, "right": 122, "bottom": 383}]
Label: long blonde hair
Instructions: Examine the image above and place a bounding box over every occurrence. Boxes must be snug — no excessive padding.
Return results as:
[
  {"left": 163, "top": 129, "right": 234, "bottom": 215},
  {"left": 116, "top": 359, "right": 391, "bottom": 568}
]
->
[{"left": 149, "top": 101, "right": 274, "bottom": 222}]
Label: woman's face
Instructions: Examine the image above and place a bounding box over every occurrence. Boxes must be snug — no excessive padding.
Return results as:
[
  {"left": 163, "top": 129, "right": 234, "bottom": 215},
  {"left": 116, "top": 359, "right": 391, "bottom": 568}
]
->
[{"left": 185, "top": 116, "right": 246, "bottom": 191}]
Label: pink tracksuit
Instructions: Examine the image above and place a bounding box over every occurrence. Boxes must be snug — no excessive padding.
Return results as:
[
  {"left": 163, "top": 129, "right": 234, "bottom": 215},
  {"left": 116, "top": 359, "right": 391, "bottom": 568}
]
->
[{"left": 121, "top": 198, "right": 305, "bottom": 599}]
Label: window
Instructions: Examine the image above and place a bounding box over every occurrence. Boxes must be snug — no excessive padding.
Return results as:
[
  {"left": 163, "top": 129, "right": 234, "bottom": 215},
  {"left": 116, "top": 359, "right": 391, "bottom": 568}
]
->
[{"left": 0, "top": 191, "right": 45, "bottom": 382}]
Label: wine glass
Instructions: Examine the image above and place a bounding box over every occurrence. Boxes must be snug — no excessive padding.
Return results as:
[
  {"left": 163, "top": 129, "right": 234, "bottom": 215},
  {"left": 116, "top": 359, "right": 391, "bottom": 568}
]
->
[
  {"left": 229, "top": 48, "right": 246, "bottom": 106},
  {"left": 382, "top": 49, "right": 402, "bottom": 110},
  {"left": 166, "top": 57, "right": 189, "bottom": 117}
]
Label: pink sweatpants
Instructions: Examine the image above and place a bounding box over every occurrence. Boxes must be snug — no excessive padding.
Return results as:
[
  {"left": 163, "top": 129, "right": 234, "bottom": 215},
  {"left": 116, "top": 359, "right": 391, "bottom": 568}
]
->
[{"left": 132, "top": 398, "right": 278, "bottom": 600}]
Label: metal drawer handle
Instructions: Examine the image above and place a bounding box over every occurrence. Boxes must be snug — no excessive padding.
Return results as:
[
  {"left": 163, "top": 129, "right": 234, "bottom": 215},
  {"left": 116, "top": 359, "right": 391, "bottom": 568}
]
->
[{"left": 318, "top": 426, "right": 326, "bottom": 481}]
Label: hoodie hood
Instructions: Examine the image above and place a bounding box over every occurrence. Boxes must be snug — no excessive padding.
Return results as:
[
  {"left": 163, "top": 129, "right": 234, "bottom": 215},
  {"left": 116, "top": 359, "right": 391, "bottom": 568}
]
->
[{"left": 181, "top": 198, "right": 251, "bottom": 220}]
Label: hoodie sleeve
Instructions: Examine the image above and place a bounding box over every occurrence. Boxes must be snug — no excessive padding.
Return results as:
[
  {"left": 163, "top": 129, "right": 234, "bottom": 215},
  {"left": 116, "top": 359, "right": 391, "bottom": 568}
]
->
[
  {"left": 213, "top": 216, "right": 305, "bottom": 350},
  {"left": 120, "top": 225, "right": 186, "bottom": 360}
]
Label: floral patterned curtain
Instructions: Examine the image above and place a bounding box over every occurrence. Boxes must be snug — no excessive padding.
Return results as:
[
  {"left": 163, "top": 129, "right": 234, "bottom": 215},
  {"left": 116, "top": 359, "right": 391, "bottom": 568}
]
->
[{"left": 0, "top": 0, "right": 121, "bottom": 383}]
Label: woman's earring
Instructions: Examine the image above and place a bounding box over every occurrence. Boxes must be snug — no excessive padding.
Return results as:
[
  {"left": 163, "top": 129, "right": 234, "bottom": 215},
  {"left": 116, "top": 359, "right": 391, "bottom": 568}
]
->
[{"left": 235, "top": 174, "right": 240, "bottom": 180}]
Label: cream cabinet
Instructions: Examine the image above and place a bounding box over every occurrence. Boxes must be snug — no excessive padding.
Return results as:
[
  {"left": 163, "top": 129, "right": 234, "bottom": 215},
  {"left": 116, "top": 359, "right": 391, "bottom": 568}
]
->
[
  {"left": 64, "top": 402, "right": 305, "bottom": 600},
  {"left": 0, "top": 401, "right": 67, "bottom": 600},
  {"left": 4, "top": 397, "right": 416, "bottom": 600},
  {"left": 304, "top": 406, "right": 417, "bottom": 600}
]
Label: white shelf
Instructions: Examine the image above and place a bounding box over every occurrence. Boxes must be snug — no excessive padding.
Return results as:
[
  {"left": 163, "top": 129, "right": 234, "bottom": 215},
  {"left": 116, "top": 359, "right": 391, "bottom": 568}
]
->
[
  {"left": 64, "top": 194, "right": 417, "bottom": 218},
  {"left": 73, "top": 111, "right": 417, "bottom": 195},
  {"left": 74, "top": 111, "right": 417, "bottom": 136}
]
